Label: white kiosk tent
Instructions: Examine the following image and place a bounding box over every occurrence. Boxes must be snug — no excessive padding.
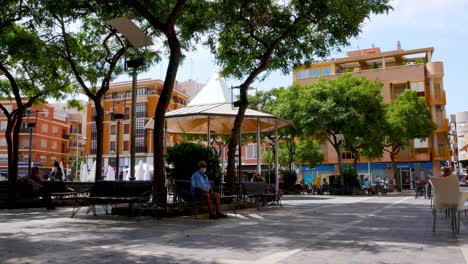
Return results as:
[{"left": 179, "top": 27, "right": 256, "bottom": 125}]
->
[{"left": 146, "top": 74, "right": 291, "bottom": 192}]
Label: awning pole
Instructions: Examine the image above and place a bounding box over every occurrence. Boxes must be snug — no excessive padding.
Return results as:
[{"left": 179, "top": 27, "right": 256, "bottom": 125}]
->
[
  {"left": 207, "top": 116, "right": 211, "bottom": 147},
  {"left": 275, "top": 125, "right": 279, "bottom": 193},
  {"left": 256, "top": 118, "right": 261, "bottom": 175}
]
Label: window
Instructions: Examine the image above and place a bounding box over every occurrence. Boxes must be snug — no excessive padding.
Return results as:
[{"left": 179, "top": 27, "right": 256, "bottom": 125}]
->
[
  {"left": 110, "top": 141, "right": 116, "bottom": 152},
  {"left": 42, "top": 109, "right": 49, "bottom": 117},
  {"left": 125, "top": 91, "right": 131, "bottom": 98},
  {"left": 297, "top": 69, "right": 309, "bottom": 79},
  {"left": 51, "top": 156, "right": 56, "bottom": 162},
  {"left": 124, "top": 123, "right": 130, "bottom": 134},
  {"left": 321, "top": 66, "right": 331, "bottom": 76},
  {"left": 136, "top": 137, "right": 146, "bottom": 152},
  {"left": 52, "top": 126, "right": 58, "bottom": 134},
  {"left": 0, "top": 121, "right": 7, "bottom": 130},
  {"left": 112, "top": 92, "right": 118, "bottom": 99},
  {"left": 392, "top": 83, "right": 407, "bottom": 98},
  {"left": 341, "top": 151, "right": 355, "bottom": 160},
  {"left": 136, "top": 119, "right": 145, "bottom": 136},
  {"left": 91, "top": 123, "right": 97, "bottom": 139},
  {"left": 136, "top": 103, "right": 147, "bottom": 118},
  {"left": 0, "top": 139, "right": 6, "bottom": 147},
  {"left": 40, "top": 139, "right": 47, "bottom": 148},
  {"left": 0, "top": 154, "right": 8, "bottom": 161},
  {"left": 40, "top": 155, "right": 47, "bottom": 163},
  {"left": 91, "top": 140, "right": 97, "bottom": 154},
  {"left": 51, "top": 141, "right": 57, "bottom": 150},
  {"left": 110, "top": 125, "right": 116, "bottom": 135},
  {"left": 246, "top": 143, "right": 257, "bottom": 159},
  {"left": 311, "top": 68, "right": 320, "bottom": 77},
  {"left": 41, "top": 124, "right": 48, "bottom": 133},
  {"left": 123, "top": 141, "right": 129, "bottom": 151},
  {"left": 414, "top": 138, "right": 428, "bottom": 148},
  {"left": 410, "top": 82, "right": 424, "bottom": 92},
  {"left": 136, "top": 87, "right": 147, "bottom": 95},
  {"left": 124, "top": 107, "right": 130, "bottom": 120}
]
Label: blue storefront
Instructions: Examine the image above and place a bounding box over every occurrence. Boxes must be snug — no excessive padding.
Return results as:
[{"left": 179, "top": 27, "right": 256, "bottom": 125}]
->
[{"left": 301, "top": 161, "right": 437, "bottom": 189}]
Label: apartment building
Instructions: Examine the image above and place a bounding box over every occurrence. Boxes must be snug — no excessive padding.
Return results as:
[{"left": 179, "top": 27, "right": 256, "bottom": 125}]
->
[
  {"left": 0, "top": 101, "right": 71, "bottom": 176},
  {"left": 85, "top": 78, "right": 189, "bottom": 175},
  {"left": 293, "top": 43, "right": 449, "bottom": 188},
  {"left": 452, "top": 112, "right": 468, "bottom": 170}
]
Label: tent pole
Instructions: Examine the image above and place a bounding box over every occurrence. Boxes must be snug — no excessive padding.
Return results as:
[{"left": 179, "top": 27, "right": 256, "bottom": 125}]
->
[
  {"left": 275, "top": 125, "right": 279, "bottom": 193},
  {"left": 256, "top": 118, "right": 261, "bottom": 175},
  {"left": 207, "top": 116, "right": 211, "bottom": 147}
]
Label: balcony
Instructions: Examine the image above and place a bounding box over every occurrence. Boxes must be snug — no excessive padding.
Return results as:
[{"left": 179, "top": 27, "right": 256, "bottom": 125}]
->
[
  {"left": 435, "top": 118, "right": 449, "bottom": 133},
  {"left": 432, "top": 147, "right": 450, "bottom": 161},
  {"left": 430, "top": 90, "right": 446, "bottom": 105}
]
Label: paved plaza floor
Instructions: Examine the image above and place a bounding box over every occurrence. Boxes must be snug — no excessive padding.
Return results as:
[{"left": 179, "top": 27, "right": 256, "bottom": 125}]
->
[{"left": 1, "top": 194, "right": 468, "bottom": 264}]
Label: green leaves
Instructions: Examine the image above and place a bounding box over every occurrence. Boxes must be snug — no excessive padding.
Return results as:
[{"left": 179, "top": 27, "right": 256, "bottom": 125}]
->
[
  {"left": 385, "top": 89, "right": 436, "bottom": 148},
  {"left": 0, "top": 24, "right": 73, "bottom": 101},
  {"left": 209, "top": 0, "right": 392, "bottom": 80}
]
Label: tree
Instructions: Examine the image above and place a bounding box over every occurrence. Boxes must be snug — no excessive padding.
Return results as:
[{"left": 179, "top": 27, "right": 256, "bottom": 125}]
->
[
  {"left": 209, "top": 0, "right": 392, "bottom": 192},
  {"left": 125, "top": 0, "right": 214, "bottom": 206},
  {"left": 296, "top": 74, "right": 385, "bottom": 184},
  {"left": 295, "top": 139, "right": 324, "bottom": 169},
  {"left": 384, "top": 89, "right": 436, "bottom": 190},
  {"left": 34, "top": 1, "right": 154, "bottom": 181},
  {"left": 0, "top": 24, "right": 73, "bottom": 207}
]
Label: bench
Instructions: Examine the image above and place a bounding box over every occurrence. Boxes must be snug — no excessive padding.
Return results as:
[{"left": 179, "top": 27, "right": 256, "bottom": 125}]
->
[
  {"left": 70, "top": 181, "right": 152, "bottom": 217},
  {"left": 0, "top": 181, "right": 73, "bottom": 208},
  {"left": 174, "top": 180, "right": 236, "bottom": 216},
  {"left": 241, "top": 181, "right": 282, "bottom": 209}
]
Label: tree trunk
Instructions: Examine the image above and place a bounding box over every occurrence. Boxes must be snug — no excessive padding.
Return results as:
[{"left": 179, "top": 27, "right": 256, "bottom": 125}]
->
[
  {"left": 390, "top": 151, "right": 400, "bottom": 192},
  {"left": 227, "top": 81, "right": 250, "bottom": 193},
  {"left": 94, "top": 101, "right": 104, "bottom": 181},
  {"left": 152, "top": 33, "right": 181, "bottom": 207},
  {"left": 7, "top": 111, "right": 23, "bottom": 208},
  {"left": 334, "top": 144, "right": 344, "bottom": 185}
]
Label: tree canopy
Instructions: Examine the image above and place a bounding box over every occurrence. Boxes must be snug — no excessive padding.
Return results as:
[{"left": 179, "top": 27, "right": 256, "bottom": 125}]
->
[
  {"left": 384, "top": 89, "right": 436, "bottom": 189},
  {"left": 207, "top": 0, "right": 392, "bottom": 191},
  {"left": 295, "top": 73, "right": 385, "bottom": 181}
]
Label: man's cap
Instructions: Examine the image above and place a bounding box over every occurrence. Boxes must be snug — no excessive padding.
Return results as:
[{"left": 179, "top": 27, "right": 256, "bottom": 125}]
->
[{"left": 198, "top": 161, "right": 207, "bottom": 168}]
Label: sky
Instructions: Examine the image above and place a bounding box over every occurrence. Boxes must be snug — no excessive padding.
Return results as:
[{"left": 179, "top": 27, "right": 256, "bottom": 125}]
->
[{"left": 120, "top": 0, "right": 468, "bottom": 116}]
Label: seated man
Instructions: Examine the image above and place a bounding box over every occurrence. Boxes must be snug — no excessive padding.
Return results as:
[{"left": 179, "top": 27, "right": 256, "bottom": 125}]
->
[
  {"left": 17, "top": 166, "right": 54, "bottom": 209},
  {"left": 191, "top": 161, "right": 227, "bottom": 219},
  {"left": 362, "top": 178, "right": 370, "bottom": 194}
]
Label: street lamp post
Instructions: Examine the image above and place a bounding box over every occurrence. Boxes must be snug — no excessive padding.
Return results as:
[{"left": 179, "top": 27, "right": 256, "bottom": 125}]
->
[
  {"left": 112, "top": 112, "right": 124, "bottom": 180},
  {"left": 105, "top": 17, "right": 153, "bottom": 182},
  {"left": 75, "top": 136, "right": 86, "bottom": 181},
  {"left": 26, "top": 110, "right": 44, "bottom": 176}
]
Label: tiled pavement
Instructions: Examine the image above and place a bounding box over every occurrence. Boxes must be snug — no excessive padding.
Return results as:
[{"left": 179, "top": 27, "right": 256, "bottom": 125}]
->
[{"left": 1, "top": 194, "right": 467, "bottom": 264}]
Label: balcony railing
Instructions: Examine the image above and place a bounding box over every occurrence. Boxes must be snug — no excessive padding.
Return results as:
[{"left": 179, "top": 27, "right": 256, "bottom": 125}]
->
[
  {"left": 431, "top": 90, "right": 446, "bottom": 105},
  {"left": 432, "top": 147, "right": 450, "bottom": 160},
  {"left": 435, "top": 118, "right": 449, "bottom": 133}
]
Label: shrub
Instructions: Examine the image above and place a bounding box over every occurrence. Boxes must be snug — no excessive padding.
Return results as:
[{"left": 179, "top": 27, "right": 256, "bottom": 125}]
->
[
  {"left": 166, "top": 142, "right": 221, "bottom": 184},
  {"left": 280, "top": 169, "right": 297, "bottom": 192}
]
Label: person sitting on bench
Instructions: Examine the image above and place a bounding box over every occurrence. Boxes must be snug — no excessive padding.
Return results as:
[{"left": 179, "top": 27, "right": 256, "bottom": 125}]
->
[
  {"left": 18, "top": 166, "right": 54, "bottom": 209},
  {"left": 191, "top": 161, "right": 227, "bottom": 219}
]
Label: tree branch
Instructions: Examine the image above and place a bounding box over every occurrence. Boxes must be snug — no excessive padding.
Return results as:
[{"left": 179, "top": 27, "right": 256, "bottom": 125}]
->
[
  {"left": 0, "top": 64, "right": 21, "bottom": 106},
  {"left": 55, "top": 13, "right": 94, "bottom": 100},
  {"left": 126, "top": 0, "right": 167, "bottom": 33}
]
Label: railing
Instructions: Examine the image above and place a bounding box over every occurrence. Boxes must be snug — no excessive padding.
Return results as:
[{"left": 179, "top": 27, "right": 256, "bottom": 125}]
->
[
  {"left": 436, "top": 118, "right": 449, "bottom": 133},
  {"left": 432, "top": 147, "right": 450, "bottom": 160}
]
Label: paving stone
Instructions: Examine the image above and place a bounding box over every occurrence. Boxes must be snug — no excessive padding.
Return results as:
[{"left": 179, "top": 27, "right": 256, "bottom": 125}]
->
[{"left": 1, "top": 194, "right": 467, "bottom": 264}]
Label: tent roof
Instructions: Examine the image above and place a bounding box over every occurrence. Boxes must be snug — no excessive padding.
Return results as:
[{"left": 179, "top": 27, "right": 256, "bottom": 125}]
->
[
  {"left": 145, "top": 74, "right": 292, "bottom": 134},
  {"left": 188, "top": 74, "right": 231, "bottom": 106},
  {"left": 154, "top": 103, "right": 292, "bottom": 135}
]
